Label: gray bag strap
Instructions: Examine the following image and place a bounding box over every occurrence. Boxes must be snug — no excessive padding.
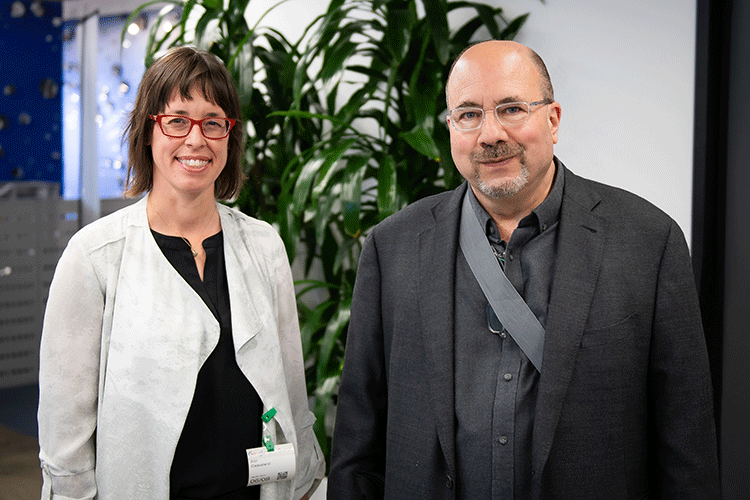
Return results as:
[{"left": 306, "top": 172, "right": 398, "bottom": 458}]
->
[{"left": 459, "top": 191, "right": 545, "bottom": 372}]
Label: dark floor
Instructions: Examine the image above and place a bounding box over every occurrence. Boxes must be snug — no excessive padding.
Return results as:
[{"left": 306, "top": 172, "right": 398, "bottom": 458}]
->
[
  {"left": 0, "top": 383, "right": 38, "bottom": 438},
  {"left": 0, "top": 383, "right": 41, "bottom": 500}
]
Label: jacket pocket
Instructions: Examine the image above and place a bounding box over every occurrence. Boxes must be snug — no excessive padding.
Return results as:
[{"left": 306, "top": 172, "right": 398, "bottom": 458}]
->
[{"left": 580, "top": 312, "right": 637, "bottom": 348}]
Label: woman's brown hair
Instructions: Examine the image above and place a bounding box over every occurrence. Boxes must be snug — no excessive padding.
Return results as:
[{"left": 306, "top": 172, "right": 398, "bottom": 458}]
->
[{"left": 123, "top": 46, "right": 244, "bottom": 200}]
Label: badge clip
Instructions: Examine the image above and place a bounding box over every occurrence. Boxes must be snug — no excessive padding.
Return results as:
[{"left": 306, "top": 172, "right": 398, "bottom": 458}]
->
[{"left": 261, "top": 407, "right": 277, "bottom": 452}]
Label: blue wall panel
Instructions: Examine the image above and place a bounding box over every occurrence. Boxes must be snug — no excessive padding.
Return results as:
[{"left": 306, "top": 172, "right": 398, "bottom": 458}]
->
[{"left": 0, "top": 1, "right": 62, "bottom": 184}]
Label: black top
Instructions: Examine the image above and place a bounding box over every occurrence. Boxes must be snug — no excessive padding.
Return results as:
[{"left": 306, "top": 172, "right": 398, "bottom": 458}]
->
[{"left": 151, "top": 230, "right": 261, "bottom": 500}]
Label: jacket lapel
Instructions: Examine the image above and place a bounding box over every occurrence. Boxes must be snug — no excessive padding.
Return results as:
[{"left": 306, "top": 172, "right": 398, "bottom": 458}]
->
[
  {"left": 417, "top": 183, "right": 468, "bottom": 477},
  {"left": 221, "top": 208, "right": 264, "bottom": 352},
  {"left": 531, "top": 168, "right": 607, "bottom": 494},
  {"left": 220, "top": 208, "right": 296, "bottom": 443}
]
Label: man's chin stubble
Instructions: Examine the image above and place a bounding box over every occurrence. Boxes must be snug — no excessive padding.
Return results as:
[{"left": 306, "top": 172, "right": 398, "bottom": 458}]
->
[{"left": 474, "top": 165, "right": 529, "bottom": 199}]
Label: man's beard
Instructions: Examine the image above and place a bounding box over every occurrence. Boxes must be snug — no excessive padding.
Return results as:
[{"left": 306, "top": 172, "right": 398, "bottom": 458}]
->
[{"left": 470, "top": 143, "right": 528, "bottom": 199}]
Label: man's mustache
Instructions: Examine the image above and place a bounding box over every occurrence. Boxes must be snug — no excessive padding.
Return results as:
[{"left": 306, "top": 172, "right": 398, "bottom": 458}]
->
[{"left": 470, "top": 142, "right": 524, "bottom": 162}]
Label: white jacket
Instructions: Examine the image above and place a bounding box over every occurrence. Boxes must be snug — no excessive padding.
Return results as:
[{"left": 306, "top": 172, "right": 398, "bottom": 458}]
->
[{"left": 38, "top": 196, "right": 324, "bottom": 500}]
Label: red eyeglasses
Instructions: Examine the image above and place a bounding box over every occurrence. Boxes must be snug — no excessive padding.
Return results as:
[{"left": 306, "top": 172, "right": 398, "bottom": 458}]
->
[{"left": 149, "top": 114, "right": 237, "bottom": 140}]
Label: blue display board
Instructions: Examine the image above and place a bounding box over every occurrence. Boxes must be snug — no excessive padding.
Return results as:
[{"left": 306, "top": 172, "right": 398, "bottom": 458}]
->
[{"left": 0, "top": 1, "right": 63, "bottom": 184}]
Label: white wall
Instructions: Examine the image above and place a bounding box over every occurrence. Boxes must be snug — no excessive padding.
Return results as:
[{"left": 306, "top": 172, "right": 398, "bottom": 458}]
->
[{"left": 66, "top": 0, "right": 697, "bottom": 243}]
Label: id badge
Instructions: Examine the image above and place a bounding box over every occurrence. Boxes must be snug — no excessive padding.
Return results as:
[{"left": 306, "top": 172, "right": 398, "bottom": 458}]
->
[{"left": 246, "top": 442, "right": 296, "bottom": 486}]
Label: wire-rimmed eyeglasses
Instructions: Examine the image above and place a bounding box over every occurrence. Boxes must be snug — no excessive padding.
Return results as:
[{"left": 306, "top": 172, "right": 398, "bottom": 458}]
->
[
  {"left": 448, "top": 99, "right": 552, "bottom": 131},
  {"left": 150, "top": 114, "right": 237, "bottom": 140}
]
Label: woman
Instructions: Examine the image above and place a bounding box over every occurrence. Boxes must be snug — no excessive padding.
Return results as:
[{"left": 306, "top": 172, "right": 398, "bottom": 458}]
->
[{"left": 38, "top": 46, "right": 324, "bottom": 500}]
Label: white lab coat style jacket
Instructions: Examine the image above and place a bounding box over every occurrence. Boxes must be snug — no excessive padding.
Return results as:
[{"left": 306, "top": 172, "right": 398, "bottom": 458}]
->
[{"left": 38, "top": 196, "right": 324, "bottom": 500}]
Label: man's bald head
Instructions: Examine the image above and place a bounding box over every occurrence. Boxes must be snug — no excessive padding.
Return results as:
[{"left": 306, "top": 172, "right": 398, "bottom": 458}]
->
[{"left": 446, "top": 40, "right": 554, "bottom": 109}]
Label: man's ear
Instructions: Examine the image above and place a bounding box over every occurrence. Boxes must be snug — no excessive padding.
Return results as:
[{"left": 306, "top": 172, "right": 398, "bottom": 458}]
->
[{"left": 548, "top": 102, "right": 561, "bottom": 144}]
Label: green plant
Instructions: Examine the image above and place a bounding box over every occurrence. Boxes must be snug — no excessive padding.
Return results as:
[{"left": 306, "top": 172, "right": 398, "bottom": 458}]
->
[{"left": 126, "top": 0, "right": 531, "bottom": 467}]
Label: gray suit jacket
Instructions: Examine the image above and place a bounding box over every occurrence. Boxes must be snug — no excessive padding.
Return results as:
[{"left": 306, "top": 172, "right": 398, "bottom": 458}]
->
[{"left": 328, "top": 164, "right": 720, "bottom": 499}]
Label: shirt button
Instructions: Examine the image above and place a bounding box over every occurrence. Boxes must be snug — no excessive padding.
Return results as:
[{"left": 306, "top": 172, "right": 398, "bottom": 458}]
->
[
  {"left": 499, "top": 330, "right": 507, "bottom": 339},
  {"left": 508, "top": 253, "right": 514, "bottom": 261},
  {"left": 542, "top": 223, "right": 548, "bottom": 231},
  {"left": 445, "top": 475, "right": 453, "bottom": 489},
  {"left": 499, "top": 436, "right": 508, "bottom": 445},
  {"left": 503, "top": 373, "right": 513, "bottom": 381}
]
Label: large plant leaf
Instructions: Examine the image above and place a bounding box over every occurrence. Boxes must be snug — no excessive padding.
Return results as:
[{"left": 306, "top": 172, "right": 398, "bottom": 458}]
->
[
  {"left": 320, "top": 40, "right": 359, "bottom": 83},
  {"left": 377, "top": 154, "right": 398, "bottom": 218},
  {"left": 400, "top": 125, "right": 440, "bottom": 159},
  {"left": 500, "top": 12, "right": 530, "bottom": 40},
  {"left": 423, "top": 0, "right": 451, "bottom": 64},
  {"left": 297, "top": 297, "right": 337, "bottom": 358},
  {"left": 340, "top": 155, "right": 369, "bottom": 236},
  {"left": 384, "top": 8, "right": 412, "bottom": 60},
  {"left": 293, "top": 138, "right": 356, "bottom": 210}
]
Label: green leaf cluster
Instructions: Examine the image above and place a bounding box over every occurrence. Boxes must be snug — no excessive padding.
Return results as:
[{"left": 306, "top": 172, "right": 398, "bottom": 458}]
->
[{"left": 127, "top": 0, "right": 530, "bottom": 468}]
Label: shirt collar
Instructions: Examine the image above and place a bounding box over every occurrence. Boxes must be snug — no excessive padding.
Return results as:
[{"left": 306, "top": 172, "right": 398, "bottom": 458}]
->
[{"left": 467, "top": 156, "right": 565, "bottom": 240}]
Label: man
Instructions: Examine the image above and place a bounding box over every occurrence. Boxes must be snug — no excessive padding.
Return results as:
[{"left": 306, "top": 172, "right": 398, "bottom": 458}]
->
[{"left": 327, "top": 40, "right": 720, "bottom": 499}]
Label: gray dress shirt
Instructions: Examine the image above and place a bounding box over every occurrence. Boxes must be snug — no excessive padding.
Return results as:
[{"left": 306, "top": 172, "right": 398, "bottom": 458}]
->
[{"left": 454, "top": 163, "right": 564, "bottom": 499}]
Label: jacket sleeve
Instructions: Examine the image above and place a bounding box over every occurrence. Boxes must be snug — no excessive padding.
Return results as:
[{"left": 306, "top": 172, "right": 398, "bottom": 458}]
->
[
  {"left": 38, "top": 239, "right": 103, "bottom": 500},
  {"left": 328, "top": 232, "right": 388, "bottom": 499},
  {"left": 271, "top": 234, "right": 325, "bottom": 500},
  {"left": 649, "top": 220, "right": 720, "bottom": 499}
]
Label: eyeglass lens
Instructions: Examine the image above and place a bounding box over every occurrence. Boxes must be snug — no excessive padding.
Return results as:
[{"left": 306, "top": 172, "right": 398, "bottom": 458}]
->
[
  {"left": 160, "top": 116, "right": 231, "bottom": 138},
  {"left": 450, "top": 102, "right": 531, "bottom": 130},
  {"left": 486, "top": 303, "right": 505, "bottom": 335}
]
